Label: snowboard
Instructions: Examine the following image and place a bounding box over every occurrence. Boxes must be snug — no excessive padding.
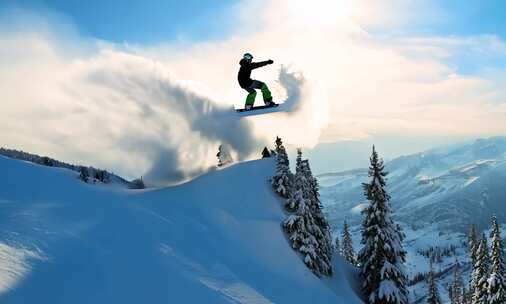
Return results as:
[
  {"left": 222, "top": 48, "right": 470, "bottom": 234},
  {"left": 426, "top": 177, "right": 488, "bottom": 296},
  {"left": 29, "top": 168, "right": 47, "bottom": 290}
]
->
[{"left": 235, "top": 103, "right": 279, "bottom": 113}]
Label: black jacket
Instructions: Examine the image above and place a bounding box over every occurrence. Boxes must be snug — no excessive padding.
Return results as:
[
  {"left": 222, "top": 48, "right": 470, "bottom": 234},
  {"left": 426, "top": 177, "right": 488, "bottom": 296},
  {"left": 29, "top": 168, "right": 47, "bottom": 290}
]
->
[{"left": 237, "top": 59, "right": 271, "bottom": 88}]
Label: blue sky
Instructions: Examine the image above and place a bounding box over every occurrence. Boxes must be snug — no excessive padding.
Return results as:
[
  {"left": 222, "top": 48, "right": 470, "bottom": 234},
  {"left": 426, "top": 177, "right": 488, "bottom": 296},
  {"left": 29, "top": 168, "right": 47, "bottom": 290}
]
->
[
  {"left": 435, "top": 0, "right": 506, "bottom": 38},
  {"left": 1, "top": 0, "right": 505, "bottom": 43},
  {"left": 0, "top": 0, "right": 239, "bottom": 43}
]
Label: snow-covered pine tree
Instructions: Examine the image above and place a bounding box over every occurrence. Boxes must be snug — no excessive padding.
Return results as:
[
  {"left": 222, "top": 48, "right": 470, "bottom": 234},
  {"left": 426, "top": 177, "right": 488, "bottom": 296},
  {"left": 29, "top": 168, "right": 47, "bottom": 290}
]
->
[
  {"left": 468, "top": 224, "right": 478, "bottom": 297},
  {"left": 216, "top": 144, "right": 233, "bottom": 167},
  {"left": 301, "top": 158, "right": 330, "bottom": 239},
  {"left": 427, "top": 261, "right": 442, "bottom": 304},
  {"left": 282, "top": 148, "right": 332, "bottom": 277},
  {"left": 295, "top": 148, "right": 303, "bottom": 174},
  {"left": 283, "top": 189, "right": 325, "bottom": 276},
  {"left": 285, "top": 149, "right": 308, "bottom": 211},
  {"left": 341, "top": 220, "right": 356, "bottom": 266},
  {"left": 358, "top": 146, "right": 408, "bottom": 304},
  {"left": 283, "top": 166, "right": 301, "bottom": 212},
  {"left": 300, "top": 157, "right": 333, "bottom": 274},
  {"left": 472, "top": 234, "right": 490, "bottom": 304},
  {"left": 271, "top": 137, "right": 293, "bottom": 199},
  {"left": 483, "top": 232, "right": 491, "bottom": 267},
  {"left": 300, "top": 159, "right": 316, "bottom": 202},
  {"left": 451, "top": 259, "right": 464, "bottom": 304},
  {"left": 487, "top": 215, "right": 506, "bottom": 304}
]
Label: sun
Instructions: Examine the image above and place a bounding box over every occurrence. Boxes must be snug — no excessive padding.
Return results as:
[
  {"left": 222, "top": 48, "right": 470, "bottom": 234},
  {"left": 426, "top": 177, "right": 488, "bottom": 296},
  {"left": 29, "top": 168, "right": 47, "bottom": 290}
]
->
[{"left": 287, "top": 0, "right": 355, "bottom": 28}]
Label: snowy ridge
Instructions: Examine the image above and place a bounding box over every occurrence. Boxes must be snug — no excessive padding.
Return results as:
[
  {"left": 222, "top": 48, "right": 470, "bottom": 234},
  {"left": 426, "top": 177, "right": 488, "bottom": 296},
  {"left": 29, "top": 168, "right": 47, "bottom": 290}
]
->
[{"left": 0, "top": 155, "right": 360, "bottom": 303}]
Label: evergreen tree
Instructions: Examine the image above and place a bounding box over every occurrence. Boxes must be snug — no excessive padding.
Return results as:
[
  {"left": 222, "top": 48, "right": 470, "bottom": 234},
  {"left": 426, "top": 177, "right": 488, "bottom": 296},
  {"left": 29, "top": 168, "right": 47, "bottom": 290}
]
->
[
  {"left": 358, "top": 146, "right": 408, "bottom": 304},
  {"left": 300, "top": 157, "right": 333, "bottom": 274},
  {"left": 274, "top": 136, "right": 283, "bottom": 154},
  {"left": 261, "top": 147, "right": 272, "bottom": 158},
  {"left": 472, "top": 234, "right": 490, "bottom": 304},
  {"left": 451, "top": 259, "right": 464, "bottom": 304},
  {"left": 468, "top": 224, "right": 478, "bottom": 297},
  {"left": 285, "top": 151, "right": 307, "bottom": 210},
  {"left": 301, "top": 159, "right": 318, "bottom": 205},
  {"left": 341, "top": 220, "right": 356, "bottom": 266},
  {"left": 283, "top": 149, "right": 332, "bottom": 277},
  {"left": 285, "top": 150, "right": 310, "bottom": 211},
  {"left": 487, "top": 216, "right": 506, "bottom": 304},
  {"left": 283, "top": 189, "right": 327, "bottom": 276},
  {"left": 289, "top": 150, "right": 308, "bottom": 205},
  {"left": 427, "top": 262, "right": 442, "bottom": 304},
  {"left": 271, "top": 137, "right": 293, "bottom": 199}
]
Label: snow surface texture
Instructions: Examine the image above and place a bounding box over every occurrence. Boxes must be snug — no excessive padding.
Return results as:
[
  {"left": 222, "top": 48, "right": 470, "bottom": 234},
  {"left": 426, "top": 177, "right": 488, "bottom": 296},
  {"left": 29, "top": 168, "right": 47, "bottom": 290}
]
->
[{"left": 0, "top": 155, "right": 360, "bottom": 303}]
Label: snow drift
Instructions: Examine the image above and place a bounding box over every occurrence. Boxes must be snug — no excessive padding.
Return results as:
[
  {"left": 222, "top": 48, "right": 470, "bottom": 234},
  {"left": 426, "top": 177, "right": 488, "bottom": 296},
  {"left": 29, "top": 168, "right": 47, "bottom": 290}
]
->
[{"left": 0, "top": 155, "right": 361, "bottom": 303}]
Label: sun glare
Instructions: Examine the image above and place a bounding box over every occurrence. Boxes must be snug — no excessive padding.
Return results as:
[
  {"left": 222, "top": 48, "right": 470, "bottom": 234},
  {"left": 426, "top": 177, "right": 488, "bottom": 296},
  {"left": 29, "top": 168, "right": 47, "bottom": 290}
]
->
[{"left": 287, "top": 0, "right": 354, "bottom": 28}]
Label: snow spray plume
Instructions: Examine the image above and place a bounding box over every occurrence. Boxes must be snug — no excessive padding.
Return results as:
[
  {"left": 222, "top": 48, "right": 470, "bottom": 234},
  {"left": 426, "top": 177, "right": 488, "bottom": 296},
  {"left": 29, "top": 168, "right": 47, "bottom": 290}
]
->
[
  {"left": 82, "top": 52, "right": 263, "bottom": 185},
  {"left": 0, "top": 43, "right": 263, "bottom": 185},
  {"left": 256, "top": 66, "right": 328, "bottom": 148},
  {"left": 277, "top": 65, "right": 306, "bottom": 113}
]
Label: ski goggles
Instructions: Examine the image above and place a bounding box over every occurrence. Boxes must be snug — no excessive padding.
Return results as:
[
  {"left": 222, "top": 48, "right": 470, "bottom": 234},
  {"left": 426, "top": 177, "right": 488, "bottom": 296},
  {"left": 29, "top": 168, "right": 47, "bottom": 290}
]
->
[{"left": 243, "top": 53, "right": 253, "bottom": 60}]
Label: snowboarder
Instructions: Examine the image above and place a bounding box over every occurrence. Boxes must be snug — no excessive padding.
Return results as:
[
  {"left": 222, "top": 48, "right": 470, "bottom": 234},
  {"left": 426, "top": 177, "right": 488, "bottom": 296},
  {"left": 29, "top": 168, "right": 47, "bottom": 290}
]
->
[{"left": 237, "top": 53, "right": 275, "bottom": 110}]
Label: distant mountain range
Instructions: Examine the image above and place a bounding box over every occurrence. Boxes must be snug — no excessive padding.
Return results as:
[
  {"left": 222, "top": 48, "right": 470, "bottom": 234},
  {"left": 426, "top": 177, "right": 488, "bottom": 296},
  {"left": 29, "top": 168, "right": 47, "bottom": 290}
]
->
[{"left": 319, "top": 136, "right": 506, "bottom": 233}]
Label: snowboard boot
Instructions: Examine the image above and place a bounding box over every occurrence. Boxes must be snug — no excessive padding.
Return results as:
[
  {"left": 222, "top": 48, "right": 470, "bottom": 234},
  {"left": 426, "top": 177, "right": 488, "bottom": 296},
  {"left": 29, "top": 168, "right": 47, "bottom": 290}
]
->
[{"left": 264, "top": 99, "right": 275, "bottom": 107}]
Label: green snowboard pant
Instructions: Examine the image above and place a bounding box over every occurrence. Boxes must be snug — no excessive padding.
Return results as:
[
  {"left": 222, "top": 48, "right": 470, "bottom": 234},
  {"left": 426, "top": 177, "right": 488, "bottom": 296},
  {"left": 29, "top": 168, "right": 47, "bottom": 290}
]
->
[{"left": 244, "top": 80, "right": 272, "bottom": 107}]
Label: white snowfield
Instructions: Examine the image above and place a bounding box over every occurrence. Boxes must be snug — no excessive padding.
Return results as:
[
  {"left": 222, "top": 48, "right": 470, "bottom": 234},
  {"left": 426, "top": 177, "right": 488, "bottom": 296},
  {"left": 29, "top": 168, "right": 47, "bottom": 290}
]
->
[{"left": 0, "top": 155, "right": 360, "bottom": 303}]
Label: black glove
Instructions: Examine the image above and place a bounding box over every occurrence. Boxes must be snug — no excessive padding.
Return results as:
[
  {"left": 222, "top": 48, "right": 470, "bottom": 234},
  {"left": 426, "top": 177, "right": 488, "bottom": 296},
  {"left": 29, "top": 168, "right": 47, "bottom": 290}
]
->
[{"left": 267, "top": 59, "right": 274, "bottom": 64}]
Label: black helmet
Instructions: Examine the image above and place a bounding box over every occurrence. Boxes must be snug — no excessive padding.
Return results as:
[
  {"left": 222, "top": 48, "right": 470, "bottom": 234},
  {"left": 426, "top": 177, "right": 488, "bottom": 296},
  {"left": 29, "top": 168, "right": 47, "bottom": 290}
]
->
[{"left": 243, "top": 53, "right": 253, "bottom": 61}]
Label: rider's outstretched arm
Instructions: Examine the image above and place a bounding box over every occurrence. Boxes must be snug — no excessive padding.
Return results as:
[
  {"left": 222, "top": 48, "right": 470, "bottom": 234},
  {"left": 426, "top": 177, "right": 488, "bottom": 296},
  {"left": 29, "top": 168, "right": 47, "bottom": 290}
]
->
[{"left": 251, "top": 60, "right": 273, "bottom": 69}]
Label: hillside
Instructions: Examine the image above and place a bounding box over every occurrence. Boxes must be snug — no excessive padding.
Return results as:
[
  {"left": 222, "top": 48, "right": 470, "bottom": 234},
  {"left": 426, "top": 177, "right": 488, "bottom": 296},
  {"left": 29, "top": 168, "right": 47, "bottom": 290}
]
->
[{"left": 0, "top": 155, "right": 360, "bottom": 303}]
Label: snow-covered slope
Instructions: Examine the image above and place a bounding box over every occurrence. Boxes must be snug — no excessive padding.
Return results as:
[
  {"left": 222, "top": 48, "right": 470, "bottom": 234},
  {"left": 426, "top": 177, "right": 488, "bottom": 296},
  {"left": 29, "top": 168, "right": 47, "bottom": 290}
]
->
[{"left": 0, "top": 155, "right": 360, "bottom": 303}]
